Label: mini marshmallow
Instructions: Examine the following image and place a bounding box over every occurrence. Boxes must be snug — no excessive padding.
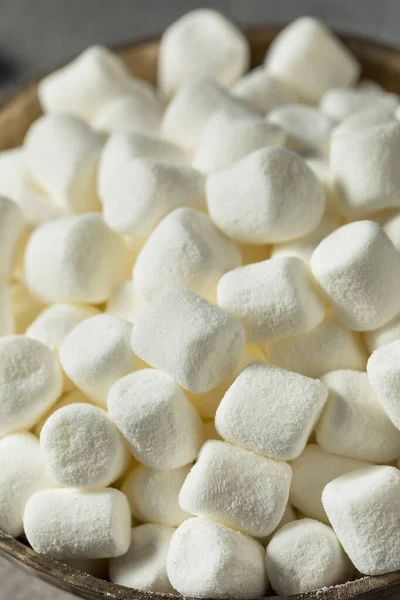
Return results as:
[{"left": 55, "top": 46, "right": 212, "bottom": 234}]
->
[
  {"left": 10, "top": 281, "right": 45, "bottom": 334},
  {"left": 0, "top": 283, "right": 14, "bottom": 336},
  {"left": 333, "top": 106, "right": 395, "bottom": 137},
  {"left": 216, "top": 362, "right": 327, "bottom": 460},
  {"left": 102, "top": 160, "right": 205, "bottom": 238},
  {"left": 311, "top": 221, "right": 400, "bottom": 331},
  {"left": 364, "top": 314, "right": 400, "bottom": 353},
  {"left": 268, "top": 104, "right": 333, "bottom": 151},
  {"left": 217, "top": 256, "right": 325, "bottom": 343},
  {"left": 320, "top": 87, "right": 398, "bottom": 122},
  {"left": 265, "top": 17, "right": 360, "bottom": 103},
  {"left": 24, "top": 487, "right": 131, "bottom": 559},
  {"left": 122, "top": 464, "right": 191, "bottom": 526},
  {"left": 25, "top": 115, "right": 103, "bottom": 213},
  {"left": 24, "top": 214, "right": 127, "bottom": 304},
  {"left": 108, "top": 369, "right": 203, "bottom": 469},
  {"left": 60, "top": 314, "right": 136, "bottom": 407},
  {"left": 0, "top": 335, "right": 62, "bottom": 437},
  {"left": 131, "top": 288, "right": 245, "bottom": 393},
  {"left": 40, "top": 403, "right": 130, "bottom": 488},
  {"left": 271, "top": 216, "right": 338, "bottom": 265},
  {"left": 232, "top": 68, "right": 294, "bottom": 115},
  {"left": 93, "top": 94, "right": 162, "bottom": 136},
  {"left": 266, "top": 519, "right": 353, "bottom": 595},
  {"left": 206, "top": 147, "right": 325, "bottom": 244},
  {"left": 265, "top": 313, "right": 367, "bottom": 378},
  {"left": 133, "top": 208, "right": 241, "bottom": 304},
  {"left": 0, "top": 196, "right": 24, "bottom": 282},
  {"left": 167, "top": 517, "right": 267, "bottom": 599},
  {"left": 367, "top": 339, "right": 400, "bottom": 430},
  {"left": 110, "top": 524, "right": 175, "bottom": 593},
  {"left": 34, "top": 388, "right": 91, "bottom": 437},
  {"left": 290, "top": 444, "right": 371, "bottom": 524},
  {"left": 258, "top": 503, "right": 297, "bottom": 547},
  {"left": 158, "top": 10, "right": 249, "bottom": 97},
  {"left": 0, "top": 433, "right": 55, "bottom": 536},
  {"left": 179, "top": 440, "right": 292, "bottom": 537},
  {"left": 193, "top": 110, "right": 285, "bottom": 173},
  {"left": 316, "top": 370, "right": 400, "bottom": 463},
  {"left": 322, "top": 466, "right": 400, "bottom": 575}
]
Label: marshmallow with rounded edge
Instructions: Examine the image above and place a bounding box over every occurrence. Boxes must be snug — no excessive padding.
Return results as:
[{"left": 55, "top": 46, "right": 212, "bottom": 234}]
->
[
  {"left": 167, "top": 517, "right": 267, "bottom": 599},
  {"left": 0, "top": 432, "right": 55, "bottom": 536},
  {"left": 110, "top": 524, "right": 175, "bottom": 593},
  {"left": 108, "top": 369, "right": 203, "bottom": 469},
  {"left": 320, "top": 88, "right": 398, "bottom": 122},
  {"left": 217, "top": 256, "right": 325, "bottom": 343},
  {"left": 60, "top": 314, "right": 136, "bottom": 407},
  {"left": 179, "top": 440, "right": 292, "bottom": 537},
  {"left": 258, "top": 503, "right": 297, "bottom": 547},
  {"left": 332, "top": 106, "right": 395, "bottom": 138},
  {"left": 158, "top": 10, "right": 249, "bottom": 97},
  {"left": 24, "top": 487, "right": 131, "bottom": 559},
  {"left": 316, "top": 370, "right": 400, "bottom": 463},
  {"left": 0, "top": 283, "right": 14, "bottom": 336},
  {"left": 322, "top": 466, "right": 400, "bottom": 575},
  {"left": 131, "top": 288, "right": 245, "bottom": 394},
  {"left": 265, "top": 17, "right": 360, "bottom": 103},
  {"left": 34, "top": 388, "right": 91, "bottom": 437},
  {"left": 268, "top": 104, "right": 333, "bottom": 151},
  {"left": 133, "top": 208, "right": 241, "bottom": 304},
  {"left": 367, "top": 339, "right": 400, "bottom": 430},
  {"left": 25, "top": 115, "right": 103, "bottom": 213},
  {"left": 311, "top": 221, "right": 400, "bottom": 331},
  {"left": 206, "top": 147, "right": 325, "bottom": 245},
  {"left": 93, "top": 94, "right": 162, "bottom": 136},
  {"left": 290, "top": 444, "right": 371, "bottom": 524},
  {"left": 0, "top": 335, "right": 62, "bottom": 437},
  {"left": 24, "top": 214, "right": 127, "bottom": 305},
  {"left": 0, "top": 196, "right": 24, "bottom": 282},
  {"left": 232, "top": 68, "right": 294, "bottom": 115},
  {"left": 266, "top": 519, "right": 353, "bottom": 595}
]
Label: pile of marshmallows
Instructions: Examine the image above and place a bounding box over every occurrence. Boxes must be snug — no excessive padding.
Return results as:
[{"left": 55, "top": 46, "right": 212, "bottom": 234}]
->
[{"left": 3, "top": 9, "right": 400, "bottom": 599}]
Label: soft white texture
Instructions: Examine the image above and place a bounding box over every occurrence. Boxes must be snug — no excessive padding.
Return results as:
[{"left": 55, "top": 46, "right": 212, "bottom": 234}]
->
[
  {"left": 320, "top": 87, "right": 398, "bottom": 122},
  {"left": 0, "top": 335, "right": 62, "bottom": 437},
  {"left": 266, "top": 519, "right": 353, "bottom": 595},
  {"left": 24, "top": 487, "right": 131, "bottom": 559},
  {"left": 265, "top": 17, "right": 360, "bottom": 103},
  {"left": 0, "top": 433, "right": 55, "bottom": 536},
  {"left": 311, "top": 221, "right": 400, "bottom": 331},
  {"left": 108, "top": 369, "right": 203, "bottom": 469},
  {"left": 322, "top": 466, "right": 400, "bottom": 575},
  {"left": 304, "top": 157, "right": 340, "bottom": 223},
  {"left": 24, "top": 114, "right": 103, "bottom": 213},
  {"left": 167, "top": 517, "right": 267, "bottom": 599},
  {"left": 10, "top": 281, "right": 44, "bottom": 334},
  {"left": 110, "top": 524, "right": 175, "bottom": 593},
  {"left": 206, "top": 147, "right": 325, "bottom": 244},
  {"left": 60, "top": 314, "right": 136, "bottom": 407},
  {"left": 316, "top": 370, "right": 400, "bottom": 463},
  {"left": 216, "top": 362, "right": 327, "bottom": 460},
  {"left": 232, "top": 68, "right": 294, "bottom": 115},
  {"left": 367, "top": 339, "right": 400, "bottom": 430},
  {"left": 217, "top": 256, "right": 325, "bottom": 343},
  {"left": 364, "top": 313, "right": 400, "bottom": 353},
  {"left": 131, "top": 288, "right": 245, "bottom": 394},
  {"left": 271, "top": 217, "right": 338, "bottom": 265},
  {"left": 24, "top": 214, "right": 127, "bottom": 304},
  {"left": 158, "top": 10, "right": 249, "bottom": 97},
  {"left": 34, "top": 388, "right": 91, "bottom": 437},
  {"left": 384, "top": 211, "right": 400, "bottom": 251},
  {"left": 0, "top": 283, "right": 14, "bottom": 336},
  {"left": 0, "top": 196, "right": 24, "bottom": 282},
  {"left": 93, "top": 94, "right": 162, "bottom": 136},
  {"left": 268, "top": 104, "right": 333, "bottom": 151},
  {"left": 258, "top": 503, "right": 297, "bottom": 547},
  {"left": 40, "top": 403, "right": 130, "bottom": 488},
  {"left": 106, "top": 281, "right": 146, "bottom": 324},
  {"left": 179, "top": 440, "right": 292, "bottom": 537},
  {"left": 332, "top": 106, "right": 395, "bottom": 137},
  {"left": 133, "top": 208, "right": 241, "bottom": 304}
]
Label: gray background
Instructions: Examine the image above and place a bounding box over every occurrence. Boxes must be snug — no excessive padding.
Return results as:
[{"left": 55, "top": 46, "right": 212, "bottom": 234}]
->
[{"left": 0, "top": 0, "right": 399, "bottom": 598}]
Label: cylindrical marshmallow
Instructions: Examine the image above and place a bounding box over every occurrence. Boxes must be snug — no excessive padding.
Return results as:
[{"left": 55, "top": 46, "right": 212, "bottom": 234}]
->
[
  {"left": 232, "top": 68, "right": 294, "bottom": 115},
  {"left": 367, "top": 339, "right": 400, "bottom": 430},
  {"left": 268, "top": 104, "right": 333, "bottom": 151},
  {"left": 93, "top": 94, "right": 162, "bottom": 136}
]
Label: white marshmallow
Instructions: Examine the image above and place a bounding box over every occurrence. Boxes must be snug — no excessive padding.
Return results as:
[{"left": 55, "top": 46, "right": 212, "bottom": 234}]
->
[
  {"left": 10, "top": 280, "right": 45, "bottom": 334},
  {"left": 0, "top": 432, "right": 55, "bottom": 536},
  {"left": 367, "top": 339, "right": 400, "bottom": 430},
  {"left": 316, "top": 370, "right": 400, "bottom": 463},
  {"left": 24, "top": 487, "right": 131, "bottom": 559},
  {"left": 320, "top": 88, "right": 398, "bottom": 122},
  {"left": 158, "top": 10, "right": 249, "bottom": 97},
  {"left": 271, "top": 216, "right": 338, "bottom": 265},
  {"left": 179, "top": 440, "right": 292, "bottom": 537},
  {"left": 0, "top": 335, "right": 62, "bottom": 437},
  {"left": 106, "top": 281, "right": 146, "bottom": 324},
  {"left": 232, "top": 68, "right": 294, "bottom": 115},
  {"left": 122, "top": 464, "right": 191, "bottom": 526},
  {"left": 24, "top": 214, "right": 128, "bottom": 304},
  {"left": 268, "top": 104, "right": 333, "bottom": 151},
  {"left": 93, "top": 94, "right": 162, "bottom": 136},
  {"left": 108, "top": 369, "right": 203, "bottom": 469},
  {"left": 265, "top": 313, "right": 367, "bottom": 378},
  {"left": 131, "top": 288, "right": 245, "bottom": 394},
  {"left": 193, "top": 110, "right": 285, "bottom": 173},
  {"left": 322, "top": 466, "right": 400, "bottom": 575},
  {"left": 384, "top": 211, "right": 400, "bottom": 251},
  {"left": 102, "top": 160, "right": 205, "bottom": 238},
  {"left": 216, "top": 362, "right": 327, "bottom": 460},
  {"left": 266, "top": 519, "right": 353, "bottom": 595},
  {"left": 40, "top": 403, "right": 130, "bottom": 488},
  {"left": 217, "top": 256, "right": 325, "bottom": 343},
  {"left": 311, "top": 221, "right": 400, "bottom": 331},
  {"left": 333, "top": 106, "right": 395, "bottom": 137},
  {"left": 110, "top": 524, "right": 175, "bottom": 593},
  {"left": 290, "top": 444, "right": 371, "bottom": 524},
  {"left": 364, "top": 313, "right": 400, "bottom": 353},
  {"left": 206, "top": 147, "right": 325, "bottom": 244},
  {"left": 133, "top": 208, "right": 241, "bottom": 304},
  {"left": 257, "top": 503, "right": 297, "bottom": 547},
  {"left": 265, "top": 17, "right": 360, "bottom": 103},
  {"left": 25, "top": 115, "right": 103, "bottom": 213},
  {"left": 0, "top": 196, "right": 24, "bottom": 282},
  {"left": 34, "top": 388, "right": 91, "bottom": 437},
  {"left": 167, "top": 517, "right": 267, "bottom": 599},
  {"left": 0, "top": 283, "right": 14, "bottom": 336},
  {"left": 60, "top": 314, "right": 136, "bottom": 407}
]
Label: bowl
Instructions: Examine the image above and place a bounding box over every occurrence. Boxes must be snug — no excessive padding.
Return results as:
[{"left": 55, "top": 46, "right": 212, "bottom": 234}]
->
[{"left": 1, "top": 25, "right": 400, "bottom": 600}]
